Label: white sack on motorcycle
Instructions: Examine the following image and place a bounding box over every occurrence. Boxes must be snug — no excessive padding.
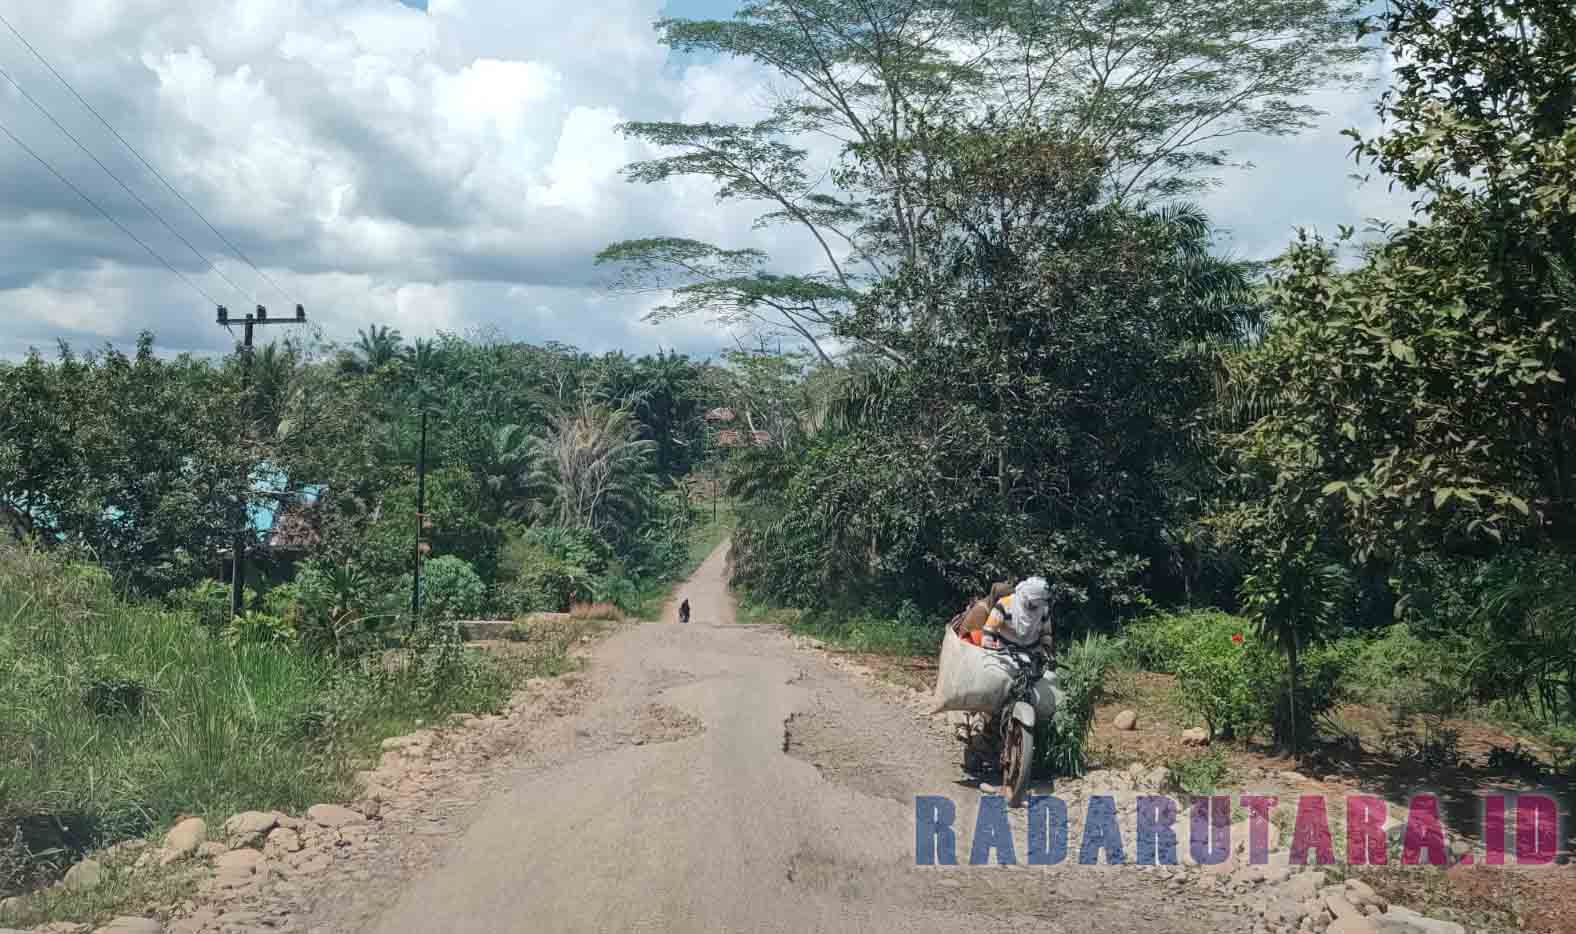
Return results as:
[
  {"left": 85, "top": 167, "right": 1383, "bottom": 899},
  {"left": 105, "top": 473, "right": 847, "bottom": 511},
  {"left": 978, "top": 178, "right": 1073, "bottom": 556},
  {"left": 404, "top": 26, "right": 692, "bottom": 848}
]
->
[{"left": 930, "top": 619, "right": 1062, "bottom": 717}]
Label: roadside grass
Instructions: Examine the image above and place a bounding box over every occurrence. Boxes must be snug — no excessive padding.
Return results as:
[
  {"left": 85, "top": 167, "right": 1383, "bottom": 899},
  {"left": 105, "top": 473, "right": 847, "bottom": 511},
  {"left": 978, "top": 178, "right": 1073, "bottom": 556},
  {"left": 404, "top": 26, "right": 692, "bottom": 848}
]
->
[
  {"left": 684, "top": 495, "right": 736, "bottom": 573},
  {"left": 793, "top": 613, "right": 940, "bottom": 657},
  {"left": 498, "top": 616, "right": 610, "bottom": 679},
  {"left": 0, "top": 850, "right": 202, "bottom": 930},
  {"left": 0, "top": 544, "right": 515, "bottom": 915},
  {"left": 736, "top": 599, "right": 937, "bottom": 657},
  {"left": 1165, "top": 748, "right": 1231, "bottom": 795}
]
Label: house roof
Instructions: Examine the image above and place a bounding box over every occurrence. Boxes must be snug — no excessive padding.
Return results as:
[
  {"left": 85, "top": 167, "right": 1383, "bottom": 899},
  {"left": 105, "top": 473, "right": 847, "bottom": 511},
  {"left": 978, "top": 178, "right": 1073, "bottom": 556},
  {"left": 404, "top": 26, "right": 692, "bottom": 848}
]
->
[
  {"left": 704, "top": 407, "right": 737, "bottom": 423},
  {"left": 266, "top": 497, "right": 323, "bottom": 552}
]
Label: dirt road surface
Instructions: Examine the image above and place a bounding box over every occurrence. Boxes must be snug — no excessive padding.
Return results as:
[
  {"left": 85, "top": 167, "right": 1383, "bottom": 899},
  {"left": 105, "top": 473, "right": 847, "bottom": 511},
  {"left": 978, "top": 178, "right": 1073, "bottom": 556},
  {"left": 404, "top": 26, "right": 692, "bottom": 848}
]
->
[{"left": 359, "top": 542, "right": 1246, "bottom": 933}]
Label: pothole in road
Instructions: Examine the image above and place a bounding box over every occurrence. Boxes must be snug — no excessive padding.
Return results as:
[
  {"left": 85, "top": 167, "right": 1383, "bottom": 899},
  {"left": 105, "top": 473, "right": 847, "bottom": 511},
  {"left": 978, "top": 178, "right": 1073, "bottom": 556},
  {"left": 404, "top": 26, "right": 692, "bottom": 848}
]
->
[
  {"left": 624, "top": 703, "right": 705, "bottom": 746},
  {"left": 782, "top": 709, "right": 918, "bottom": 807},
  {"left": 642, "top": 666, "right": 700, "bottom": 693}
]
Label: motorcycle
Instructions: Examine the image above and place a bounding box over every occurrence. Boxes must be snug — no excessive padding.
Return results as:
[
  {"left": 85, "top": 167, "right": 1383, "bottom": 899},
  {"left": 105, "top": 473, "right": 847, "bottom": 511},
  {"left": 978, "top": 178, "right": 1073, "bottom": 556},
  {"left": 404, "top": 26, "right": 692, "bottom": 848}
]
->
[{"left": 958, "top": 639, "right": 1054, "bottom": 807}]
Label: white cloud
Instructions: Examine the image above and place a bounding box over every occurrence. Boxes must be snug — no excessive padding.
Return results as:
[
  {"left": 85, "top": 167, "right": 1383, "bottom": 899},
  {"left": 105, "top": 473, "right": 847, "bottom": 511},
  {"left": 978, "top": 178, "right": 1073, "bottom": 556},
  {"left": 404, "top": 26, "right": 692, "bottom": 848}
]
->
[
  {"left": 1200, "top": 51, "right": 1414, "bottom": 261},
  {"left": 0, "top": 0, "right": 1417, "bottom": 362},
  {"left": 0, "top": 0, "right": 783, "bottom": 359}
]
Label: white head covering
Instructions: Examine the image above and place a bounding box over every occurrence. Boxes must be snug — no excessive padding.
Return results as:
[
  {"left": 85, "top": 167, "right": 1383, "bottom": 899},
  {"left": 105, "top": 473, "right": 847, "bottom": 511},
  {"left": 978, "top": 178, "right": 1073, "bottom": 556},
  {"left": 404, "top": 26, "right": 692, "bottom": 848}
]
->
[{"left": 1003, "top": 576, "right": 1051, "bottom": 644}]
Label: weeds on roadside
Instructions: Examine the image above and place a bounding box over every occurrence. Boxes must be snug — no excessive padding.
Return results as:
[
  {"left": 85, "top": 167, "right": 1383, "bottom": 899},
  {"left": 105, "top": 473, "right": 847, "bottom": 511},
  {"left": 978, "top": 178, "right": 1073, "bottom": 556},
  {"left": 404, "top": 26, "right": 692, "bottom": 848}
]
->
[
  {"left": 0, "top": 545, "right": 513, "bottom": 900},
  {"left": 1166, "top": 749, "right": 1230, "bottom": 795},
  {"left": 1039, "top": 634, "right": 1124, "bottom": 778},
  {"left": 569, "top": 601, "right": 623, "bottom": 621}
]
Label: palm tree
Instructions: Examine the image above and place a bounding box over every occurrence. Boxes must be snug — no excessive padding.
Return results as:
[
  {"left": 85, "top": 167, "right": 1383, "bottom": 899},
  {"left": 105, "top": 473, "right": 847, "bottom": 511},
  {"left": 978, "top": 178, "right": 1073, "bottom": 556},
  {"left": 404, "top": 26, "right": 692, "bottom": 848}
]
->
[
  {"left": 247, "top": 341, "right": 300, "bottom": 434},
  {"left": 483, "top": 423, "right": 536, "bottom": 519},
  {"left": 525, "top": 402, "right": 656, "bottom": 536},
  {"left": 402, "top": 337, "right": 444, "bottom": 375},
  {"left": 343, "top": 325, "right": 404, "bottom": 374}
]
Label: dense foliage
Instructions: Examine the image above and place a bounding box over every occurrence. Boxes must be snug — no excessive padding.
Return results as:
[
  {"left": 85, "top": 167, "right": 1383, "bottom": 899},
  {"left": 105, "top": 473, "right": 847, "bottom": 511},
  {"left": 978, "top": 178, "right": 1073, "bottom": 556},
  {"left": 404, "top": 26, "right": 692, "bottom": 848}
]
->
[
  {"left": 614, "top": 0, "right": 1576, "bottom": 765},
  {"left": 0, "top": 333, "right": 723, "bottom": 895},
  {"left": 0, "top": 333, "right": 719, "bottom": 629}
]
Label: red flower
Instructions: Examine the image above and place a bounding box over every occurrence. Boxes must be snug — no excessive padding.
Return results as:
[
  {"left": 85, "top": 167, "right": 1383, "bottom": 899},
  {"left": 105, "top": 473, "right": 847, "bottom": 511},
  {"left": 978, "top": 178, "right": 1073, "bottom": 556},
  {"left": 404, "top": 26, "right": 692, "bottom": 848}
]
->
[{"left": 1231, "top": 632, "right": 1245, "bottom": 645}]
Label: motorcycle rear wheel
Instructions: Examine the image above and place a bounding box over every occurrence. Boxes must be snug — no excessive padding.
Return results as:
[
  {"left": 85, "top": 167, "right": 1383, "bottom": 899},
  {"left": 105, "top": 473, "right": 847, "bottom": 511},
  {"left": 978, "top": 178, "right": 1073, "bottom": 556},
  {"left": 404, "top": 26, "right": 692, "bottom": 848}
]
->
[{"left": 1000, "top": 719, "right": 1034, "bottom": 807}]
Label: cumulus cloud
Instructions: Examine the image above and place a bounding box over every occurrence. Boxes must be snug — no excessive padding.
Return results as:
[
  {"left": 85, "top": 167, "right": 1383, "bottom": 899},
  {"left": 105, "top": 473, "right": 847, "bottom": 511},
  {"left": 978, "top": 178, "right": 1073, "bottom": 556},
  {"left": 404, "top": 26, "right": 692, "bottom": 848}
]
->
[
  {"left": 0, "top": 0, "right": 782, "bottom": 358},
  {"left": 0, "top": 0, "right": 1413, "bottom": 361}
]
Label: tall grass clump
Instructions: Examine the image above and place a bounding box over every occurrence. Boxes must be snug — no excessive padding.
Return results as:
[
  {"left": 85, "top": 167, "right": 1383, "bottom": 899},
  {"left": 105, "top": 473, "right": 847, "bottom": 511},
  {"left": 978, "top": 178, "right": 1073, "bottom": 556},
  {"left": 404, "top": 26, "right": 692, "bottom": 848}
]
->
[
  {"left": 0, "top": 545, "right": 509, "bottom": 896},
  {"left": 1040, "top": 634, "right": 1124, "bottom": 778}
]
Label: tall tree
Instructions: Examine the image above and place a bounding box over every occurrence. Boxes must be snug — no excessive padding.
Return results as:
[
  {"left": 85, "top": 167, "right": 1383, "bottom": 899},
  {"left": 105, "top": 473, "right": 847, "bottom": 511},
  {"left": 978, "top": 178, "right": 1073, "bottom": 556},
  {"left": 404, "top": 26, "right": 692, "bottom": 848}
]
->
[
  {"left": 601, "top": 0, "right": 1369, "bottom": 353},
  {"left": 526, "top": 403, "right": 659, "bottom": 539},
  {"left": 1205, "top": 0, "right": 1576, "bottom": 750},
  {"left": 730, "top": 126, "right": 1259, "bottom": 615}
]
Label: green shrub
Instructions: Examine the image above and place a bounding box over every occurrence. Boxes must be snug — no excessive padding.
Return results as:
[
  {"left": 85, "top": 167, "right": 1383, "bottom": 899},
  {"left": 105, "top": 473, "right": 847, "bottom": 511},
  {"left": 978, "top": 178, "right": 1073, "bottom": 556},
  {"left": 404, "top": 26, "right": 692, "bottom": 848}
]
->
[
  {"left": 406, "top": 555, "right": 485, "bottom": 622},
  {"left": 787, "top": 607, "right": 940, "bottom": 656},
  {"left": 223, "top": 610, "right": 295, "bottom": 648},
  {"left": 291, "top": 560, "right": 387, "bottom": 658},
  {"left": 167, "top": 579, "right": 230, "bottom": 632},
  {"left": 260, "top": 582, "right": 306, "bottom": 625},
  {"left": 1173, "top": 621, "right": 1281, "bottom": 741},
  {"left": 1124, "top": 609, "right": 1241, "bottom": 673},
  {"left": 589, "top": 569, "right": 642, "bottom": 613},
  {"left": 499, "top": 559, "right": 593, "bottom": 614},
  {"left": 1155, "top": 611, "right": 1351, "bottom": 743},
  {"left": 495, "top": 526, "right": 609, "bottom": 614}
]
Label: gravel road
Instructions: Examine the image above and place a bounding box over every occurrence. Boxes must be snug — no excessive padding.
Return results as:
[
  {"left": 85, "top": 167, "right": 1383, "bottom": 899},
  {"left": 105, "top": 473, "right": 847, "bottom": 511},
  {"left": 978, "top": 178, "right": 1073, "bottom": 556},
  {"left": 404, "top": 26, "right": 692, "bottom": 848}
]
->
[{"left": 363, "top": 541, "right": 1247, "bottom": 934}]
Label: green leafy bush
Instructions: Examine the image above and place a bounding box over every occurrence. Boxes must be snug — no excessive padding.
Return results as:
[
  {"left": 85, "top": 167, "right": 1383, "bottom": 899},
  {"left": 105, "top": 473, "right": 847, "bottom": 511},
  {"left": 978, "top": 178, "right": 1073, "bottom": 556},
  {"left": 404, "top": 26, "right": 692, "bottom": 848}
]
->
[
  {"left": 495, "top": 526, "right": 608, "bottom": 614},
  {"left": 1151, "top": 610, "right": 1350, "bottom": 743},
  {"left": 1173, "top": 621, "right": 1281, "bottom": 741},
  {"left": 1124, "top": 609, "right": 1243, "bottom": 673},
  {"left": 787, "top": 606, "right": 941, "bottom": 657},
  {"left": 406, "top": 555, "right": 485, "bottom": 622},
  {"left": 223, "top": 610, "right": 295, "bottom": 648},
  {"left": 167, "top": 579, "right": 230, "bottom": 632},
  {"left": 500, "top": 558, "right": 594, "bottom": 615},
  {"left": 291, "top": 560, "right": 386, "bottom": 658}
]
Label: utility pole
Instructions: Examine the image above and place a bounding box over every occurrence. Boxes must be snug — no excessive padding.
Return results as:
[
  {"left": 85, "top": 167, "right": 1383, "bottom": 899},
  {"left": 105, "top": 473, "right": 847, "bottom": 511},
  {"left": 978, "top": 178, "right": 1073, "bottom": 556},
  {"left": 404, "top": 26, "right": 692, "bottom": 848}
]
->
[
  {"left": 217, "top": 303, "right": 306, "bottom": 620},
  {"left": 411, "top": 407, "right": 429, "bottom": 627}
]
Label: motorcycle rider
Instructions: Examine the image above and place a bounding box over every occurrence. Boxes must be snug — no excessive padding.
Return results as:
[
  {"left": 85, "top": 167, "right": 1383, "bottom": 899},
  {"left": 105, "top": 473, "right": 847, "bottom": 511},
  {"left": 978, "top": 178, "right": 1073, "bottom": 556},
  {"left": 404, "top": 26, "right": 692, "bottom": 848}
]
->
[
  {"left": 980, "top": 576, "right": 1054, "bottom": 654},
  {"left": 964, "top": 576, "right": 1055, "bottom": 776}
]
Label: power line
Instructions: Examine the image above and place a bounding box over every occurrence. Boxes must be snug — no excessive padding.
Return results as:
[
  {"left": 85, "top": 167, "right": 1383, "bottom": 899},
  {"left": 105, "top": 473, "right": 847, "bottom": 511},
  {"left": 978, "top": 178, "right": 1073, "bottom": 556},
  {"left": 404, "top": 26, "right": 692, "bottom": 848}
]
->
[
  {"left": 0, "top": 60, "right": 255, "bottom": 304},
  {"left": 0, "top": 10, "right": 290, "bottom": 302},
  {"left": 0, "top": 117, "right": 220, "bottom": 306}
]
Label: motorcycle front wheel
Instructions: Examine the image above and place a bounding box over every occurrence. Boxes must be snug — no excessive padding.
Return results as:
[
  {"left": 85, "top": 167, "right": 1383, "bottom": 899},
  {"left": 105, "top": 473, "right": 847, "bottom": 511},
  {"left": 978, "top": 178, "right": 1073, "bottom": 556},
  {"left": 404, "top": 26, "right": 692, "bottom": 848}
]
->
[{"left": 999, "top": 718, "right": 1034, "bottom": 807}]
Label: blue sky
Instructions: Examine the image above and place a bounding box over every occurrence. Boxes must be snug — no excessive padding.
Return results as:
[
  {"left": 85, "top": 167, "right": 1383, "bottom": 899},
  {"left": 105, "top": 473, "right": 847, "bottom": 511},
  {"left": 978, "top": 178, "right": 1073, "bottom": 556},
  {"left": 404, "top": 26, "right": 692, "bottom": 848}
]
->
[{"left": 0, "top": 0, "right": 1405, "bottom": 361}]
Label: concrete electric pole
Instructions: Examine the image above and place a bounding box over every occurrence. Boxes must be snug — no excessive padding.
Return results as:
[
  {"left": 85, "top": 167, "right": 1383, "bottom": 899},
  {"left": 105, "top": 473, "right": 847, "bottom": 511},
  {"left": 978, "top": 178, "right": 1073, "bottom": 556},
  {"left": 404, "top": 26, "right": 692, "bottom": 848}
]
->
[{"left": 217, "top": 303, "right": 306, "bottom": 620}]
